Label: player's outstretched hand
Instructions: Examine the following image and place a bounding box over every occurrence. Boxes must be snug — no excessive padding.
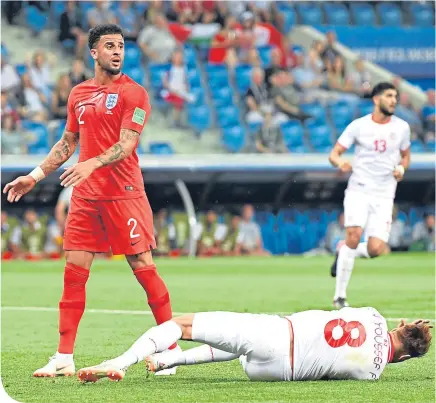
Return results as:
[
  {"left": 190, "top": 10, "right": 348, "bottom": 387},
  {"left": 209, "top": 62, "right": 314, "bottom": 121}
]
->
[
  {"left": 338, "top": 161, "right": 352, "bottom": 173},
  {"left": 60, "top": 160, "right": 97, "bottom": 188},
  {"left": 3, "top": 175, "right": 36, "bottom": 203}
]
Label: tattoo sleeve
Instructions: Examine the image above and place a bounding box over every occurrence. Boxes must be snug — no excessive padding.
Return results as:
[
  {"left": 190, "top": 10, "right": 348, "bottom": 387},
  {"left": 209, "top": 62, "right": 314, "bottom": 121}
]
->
[
  {"left": 95, "top": 129, "right": 140, "bottom": 168},
  {"left": 39, "top": 131, "right": 79, "bottom": 176}
]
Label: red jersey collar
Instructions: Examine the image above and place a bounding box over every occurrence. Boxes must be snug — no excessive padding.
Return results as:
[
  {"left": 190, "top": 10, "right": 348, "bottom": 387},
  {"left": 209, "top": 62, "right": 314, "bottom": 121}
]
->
[
  {"left": 388, "top": 333, "right": 395, "bottom": 363},
  {"left": 372, "top": 113, "right": 391, "bottom": 124}
]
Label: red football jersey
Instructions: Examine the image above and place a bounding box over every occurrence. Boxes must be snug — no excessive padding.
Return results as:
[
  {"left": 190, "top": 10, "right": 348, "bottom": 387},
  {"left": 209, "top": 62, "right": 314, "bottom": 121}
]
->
[{"left": 65, "top": 74, "right": 151, "bottom": 200}]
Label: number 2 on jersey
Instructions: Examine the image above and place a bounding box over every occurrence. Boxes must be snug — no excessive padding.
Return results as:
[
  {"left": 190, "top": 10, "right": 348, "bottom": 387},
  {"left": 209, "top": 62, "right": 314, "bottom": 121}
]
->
[
  {"left": 127, "top": 218, "right": 140, "bottom": 239},
  {"left": 374, "top": 139, "right": 387, "bottom": 152},
  {"left": 78, "top": 105, "right": 85, "bottom": 125},
  {"left": 324, "top": 319, "right": 366, "bottom": 348}
]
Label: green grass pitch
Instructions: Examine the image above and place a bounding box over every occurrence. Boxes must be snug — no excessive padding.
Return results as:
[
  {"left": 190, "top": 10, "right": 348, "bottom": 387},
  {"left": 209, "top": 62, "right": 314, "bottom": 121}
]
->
[{"left": 1, "top": 254, "right": 434, "bottom": 403}]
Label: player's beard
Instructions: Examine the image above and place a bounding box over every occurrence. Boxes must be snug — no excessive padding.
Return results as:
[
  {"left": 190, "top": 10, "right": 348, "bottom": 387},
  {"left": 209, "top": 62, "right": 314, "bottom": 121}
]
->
[
  {"left": 97, "top": 58, "right": 122, "bottom": 75},
  {"left": 379, "top": 103, "right": 395, "bottom": 117}
]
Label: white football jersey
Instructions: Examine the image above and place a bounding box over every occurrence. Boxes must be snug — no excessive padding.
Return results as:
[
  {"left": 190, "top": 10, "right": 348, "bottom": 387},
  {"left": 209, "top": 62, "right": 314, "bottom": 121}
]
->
[
  {"left": 338, "top": 114, "right": 411, "bottom": 199},
  {"left": 285, "top": 307, "right": 392, "bottom": 381}
]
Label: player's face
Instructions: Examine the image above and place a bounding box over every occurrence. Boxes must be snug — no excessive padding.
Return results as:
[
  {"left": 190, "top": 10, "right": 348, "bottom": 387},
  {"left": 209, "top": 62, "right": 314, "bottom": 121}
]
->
[
  {"left": 377, "top": 89, "right": 397, "bottom": 116},
  {"left": 93, "top": 34, "right": 124, "bottom": 75}
]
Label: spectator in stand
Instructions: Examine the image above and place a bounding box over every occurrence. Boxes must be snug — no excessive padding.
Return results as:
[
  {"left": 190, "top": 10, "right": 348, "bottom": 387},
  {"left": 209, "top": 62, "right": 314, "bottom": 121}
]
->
[
  {"left": 348, "top": 59, "right": 372, "bottom": 98},
  {"left": 69, "top": 58, "right": 89, "bottom": 87},
  {"left": 220, "top": 215, "right": 241, "bottom": 256},
  {"left": 326, "top": 55, "right": 354, "bottom": 94},
  {"left": 17, "top": 72, "right": 48, "bottom": 122},
  {"left": 388, "top": 205, "right": 409, "bottom": 252},
  {"left": 58, "top": 1, "right": 87, "bottom": 59},
  {"left": 154, "top": 209, "right": 177, "bottom": 257},
  {"left": 161, "top": 49, "right": 196, "bottom": 128},
  {"left": 307, "top": 40, "right": 325, "bottom": 76},
  {"left": 44, "top": 219, "right": 63, "bottom": 259},
  {"left": 321, "top": 31, "right": 340, "bottom": 69},
  {"left": 27, "top": 50, "right": 56, "bottom": 98},
  {"left": 208, "top": 15, "right": 241, "bottom": 68},
  {"left": 282, "top": 37, "right": 298, "bottom": 70},
  {"left": 292, "top": 52, "right": 325, "bottom": 93},
  {"left": 143, "top": 0, "right": 165, "bottom": 23},
  {"left": 1, "top": 211, "right": 20, "bottom": 258},
  {"left": 87, "top": 0, "right": 117, "bottom": 29},
  {"left": 225, "top": 2, "right": 246, "bottom": 19},
  {"left": 115, "top": 0, "right": 139, "bottom": 42},
  {"left": 422, "top": 89, "right": 435, "bottom": 140},
  {"left": 195, "top": 210, "right": 227, "bottom": 257},
  {"left": 264, "top": 47, "right": 285, "bottom": 89},
  {"left": 411, "top": 213, "right": 435, "bottom": 252},
  {"left": 51, "top": 73, "right": 72, "bottom": 120},
  {"left": 137, "top": 12, "right": 177, "bottom": 63},
  {"left": 235, "top": 204, "right": 270, "bottom": 256},
  {"left": 396, "top": 93, "right": 422, "bottom": 136},
  {"left": 169, "top": 0, "right": 203, "bottom": 24},
  {"left": 55, "top": 186, "right": 73, "bottom": 235},
  {"left": 1, "top": 58, "right": 21, "bottom": 96},
  {"left": 245, "top": 67, "right": 272, "bottom": 126},
  {"left": 247, "top": 1, "right": 284, "bottom": 32}
]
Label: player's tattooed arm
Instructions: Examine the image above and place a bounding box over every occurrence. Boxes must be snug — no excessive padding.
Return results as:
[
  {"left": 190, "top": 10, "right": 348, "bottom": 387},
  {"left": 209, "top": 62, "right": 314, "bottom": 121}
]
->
[
  {"left": 94, "top": 129, "right": 140, "bottom": 168},
  {"left": 40, "top": 130, "right": 80, "bottom": 176}
]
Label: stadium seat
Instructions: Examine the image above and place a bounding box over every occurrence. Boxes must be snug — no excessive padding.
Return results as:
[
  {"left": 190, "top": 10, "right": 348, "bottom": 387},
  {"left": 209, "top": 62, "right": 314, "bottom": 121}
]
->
[
  {"left": 308, "top": 125, "right": 334, "bottom": 151},
  {"left": 222, "top": 125, "right": 246, "bottom": 153},
  {"left": 296, "top": 3, "right": 323, "bottom": 25},
  {"left": 301, "top": 102, "right": 327, "bottom": 125},
  {"left": 25, "top": 5, "right": 48, "bottom": 34},
  {"left": 216, "top": 106, "right": 240, "bottom": 128},
  {"left": 323, "top": 3, "right": 350, "bottom": 25},
  {"left": 280, "top": 121, "right": 304, "bottom": 150},
  {"left": 350, "top": 3, "right": 376, "bottom": 26},
  {"left": 184, "top": 46, "right": 197, "bottom": 68},
  {"left": 15, "top": 64, "right": 27, "bottom": 76},
  {"left": 50, "top": 1, "right": 65, "bottom": 23},
  {"left": 377, "top": 3, "right": 403, "bottom": 26},
  {"left": 187, "top": 105, "right": 211, "bottom": 132},
  {"left": 187, "top": 68, "right": 202, "bottom": 89},
  {"left": 148, "top": 142, "right": 174, "bottom": 155},
  {"left": 329, "top": 103, "right": 354, "bottom": 128},
  {"left": 208, "top": 73, "right": 230, "bottom": 90},
  {"left": 409, "top": 3, "right": 434, "bottom": 26},
  {"left": 55, "top": 120, "right": 67, "bottom": 142},
  {"left": 257, "top": 45, "right": 272, "bottom": 68},
  {"left": 124, "top": 43, "right": 141, "bottom": 68},
  {"left": 1, "top": 43, "right": 8, "bottom": 58},
  {"left": 211, "top": 85, "right": 234, "bottom": 107},
  {"left": 279, "top": 7, "right": 297, "bottom": 33},
  {"left": 422, "top": 105, "right": 435, "bottom": 120},
  {"left": 124, "top": 66, "right": 145, "bottom": 85},
  {"left": 149, "top": 63, "right": 171, "bottom": 90},
  {"left": 234, "top": 65, "right": 252, "bottom": 95},
  {"left": 426, "top": 141, "right": 435, "bottom": 152},
  {"left": 410, "top": 140, "right": 425, "bottom": 153},
  {"left": 190, "top": 86, "right": 206, "bottom": 106},
  {"left": 21, "top": 121, "right": 50, "bottom": 154},
  {"left": 358, "top": 99, "right": 374, "bottom": 117}
]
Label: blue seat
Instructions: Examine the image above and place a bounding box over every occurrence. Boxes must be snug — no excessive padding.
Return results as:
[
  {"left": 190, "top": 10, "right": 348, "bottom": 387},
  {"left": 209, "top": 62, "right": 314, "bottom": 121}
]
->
[
  {"left": 25, "top": 6, "right": 48, "bottom": 33},
  {"left": 309, "top": 125, "right": 334, "bottom": 150},
  {"left": 1, "top": 43, "right": 8, "bottom": 58},
  {"left": 350, "top": 3, "right": 376, "bottom": 26},
  {"left": 187, "top": 69, "right": 202, "bottom": 89},
  {"left": 410, "top": 140, "right": 425, "bottom": 153},
  {"left": 280, "top": 121, "right": 304, "bottom": 150},
  {"left": 184, "top": 46, "right": 197, "bottom": 68},
  {"left": 247, "top": 121, "right": 262, "bottom": 135},
  {"left": 149, "top": 63, "right": 171, "bottom": 90},
  {"left": 281, "top": 8, "right": 297, "bottom": 33},
  {"left": 50, "top": 1, "right": 65, "bottom": 23},
  {"left": 190, "top": 86, "right": 206, "bottom": 106},
  {"left": 426, "top": 141, "right": 435, "bottom": 152},
  {"left": 358, "top": 100, "right": 374, "bottom": 117},
  {"left": 377, "top": 3, "right": 403, "bottom": 26},
  {"left": 257, "top": 45, "right": 272, "bottom": 68},
  {"left": 301, "top": 102, "right": 327, "bottom": 125},
  {"left": 409, "top": 3, "right": 434, "bottom": 26},
  {"left": 212, "top": 89, "right": 234, "bottom": 108},
  {"left": 296, "top": 3, "right": 323, "bottom": 25},
  {"left": 208, "top": 73, "right": 230, "bottom": 89},
  {"left": 222, "top": 125, "right": 246, "bottom": 153},
  {"left": 187, "top": 105, "right": 211, "bottom": 132},
  {"left": 323, "top": 3, "right": 350, "bottom": 25},
  {"left": 148, "top": 142, "right": 174, "bottom": 155},
  {"left": 124, "top": 66, "right": 145, "bottom": 85},
  {"left": 124, "top": 43, "right": 141, "bottom": 68},
  {"left": 216, "top": 106, "right": 240, "bottom": 128},
  {"left": 55, "top": 120, "right": 67, "bottom": 142},
  {"left": 15, "top": 64, "right": 27, "bottom": 76},
  {"left": 21, "top": 121, "right": 50, "bottom": 152},
  {"left": 234, "top": 65, "right": 252, "bottom": 94},
  {"left": 329, "top": 104, "right": 354, "bottom": 127},
  {"left": 422, "top": 105, "right": 435, "bottom": 120}
]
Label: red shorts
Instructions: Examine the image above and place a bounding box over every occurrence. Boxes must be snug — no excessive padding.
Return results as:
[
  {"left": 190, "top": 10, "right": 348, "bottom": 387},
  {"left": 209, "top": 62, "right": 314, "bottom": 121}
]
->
[{"left": 63, "top": 195, "right": 156, "bottom": 255}]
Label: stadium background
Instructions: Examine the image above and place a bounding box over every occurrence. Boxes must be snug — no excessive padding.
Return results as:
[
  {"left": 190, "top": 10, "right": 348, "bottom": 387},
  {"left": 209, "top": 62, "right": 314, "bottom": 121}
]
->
[{"left": 0, "top": 2, "right": 435, "bottom": 403}]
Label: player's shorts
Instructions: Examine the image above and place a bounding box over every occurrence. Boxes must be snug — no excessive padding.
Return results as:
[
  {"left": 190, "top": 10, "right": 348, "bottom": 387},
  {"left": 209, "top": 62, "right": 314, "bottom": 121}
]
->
[
  {"left": 63, "top": 195, "right": 156, "bottom": 255},
  {"left": 192, "top": 312, "right": 292, "bottom": 381},
  {"left": 343, "top": 190, "right": 393, "bottom": 242}
]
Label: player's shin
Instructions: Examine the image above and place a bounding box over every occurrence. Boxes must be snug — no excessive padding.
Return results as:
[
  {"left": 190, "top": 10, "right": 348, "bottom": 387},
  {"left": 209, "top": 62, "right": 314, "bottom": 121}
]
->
[
  {"left": 111, "top": 321, "right": 183, "bottom": 369},
  {"left": 334, "top": 245, "right": 356, "bottom": 300},
  {"left": 58, "top": 263, "right": 89, "bottom": 354},
  {"left": 180, "top": 345, "right": 239, "bottom": 365}
]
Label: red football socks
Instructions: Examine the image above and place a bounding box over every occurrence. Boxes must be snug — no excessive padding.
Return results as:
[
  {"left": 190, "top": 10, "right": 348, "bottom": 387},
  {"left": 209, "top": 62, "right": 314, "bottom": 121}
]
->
[
  {"left": 133, "top": 265, "right": 176, "bottom": 349},
  {"left": 58, "top": 263, "right": 89, "bottom": 354}
]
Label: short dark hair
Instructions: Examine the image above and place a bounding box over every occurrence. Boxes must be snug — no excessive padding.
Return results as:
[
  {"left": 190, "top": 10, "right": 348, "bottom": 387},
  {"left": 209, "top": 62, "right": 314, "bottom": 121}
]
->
[
  {"left": 88, "top": 24, "right": 124, "bottom": 50},
  {"left": 399, "top": 322, "right": 432, "bottom": 358},
  {"left": 372, "top": 82, "right": 397, "bottom": 97}
]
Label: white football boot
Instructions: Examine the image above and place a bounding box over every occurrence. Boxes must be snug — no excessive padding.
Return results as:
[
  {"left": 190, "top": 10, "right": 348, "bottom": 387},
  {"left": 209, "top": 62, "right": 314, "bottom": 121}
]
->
[
  {"left": 33, "top": 355, "right": 75, "bottom": 378},
  {"left": 146, "top": 345, "right": 182, "bottom": 376},
  {"left": 77, "top": 360, "right": 127, "bottom": 383}
]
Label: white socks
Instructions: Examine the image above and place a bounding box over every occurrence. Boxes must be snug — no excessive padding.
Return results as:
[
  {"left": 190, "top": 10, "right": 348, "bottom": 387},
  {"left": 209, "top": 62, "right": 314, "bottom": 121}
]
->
[
  {"left": 180, "top": 345, "right": 238, "bottom": 366},
  {"left": 112, "top": 321, "right": 182, "bottom": 369},
  {"left": 334, "top": 244, "right": 356, "bottom": 300},
  {"left": 355, "top": 242, "right": 370, "bottom": 258},
  {"left": 56, "top": 352, "right": 73, "bottom": 364}
]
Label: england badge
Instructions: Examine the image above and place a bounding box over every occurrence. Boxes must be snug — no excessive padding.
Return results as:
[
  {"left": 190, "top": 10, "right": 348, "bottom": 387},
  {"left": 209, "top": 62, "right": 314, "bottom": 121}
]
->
[{"left": 106, "top": 93, "right": 118, "bottom": 109}]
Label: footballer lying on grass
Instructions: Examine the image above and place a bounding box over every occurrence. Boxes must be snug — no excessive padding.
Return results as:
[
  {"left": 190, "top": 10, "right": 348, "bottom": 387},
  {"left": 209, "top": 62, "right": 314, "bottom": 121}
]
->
[{"left": 77, "top": 306, "right": 432, "bottom": 382}]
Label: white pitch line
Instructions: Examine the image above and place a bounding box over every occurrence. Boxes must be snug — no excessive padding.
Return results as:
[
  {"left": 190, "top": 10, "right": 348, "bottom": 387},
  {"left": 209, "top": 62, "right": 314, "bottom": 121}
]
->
[{"left": 1, "top": 306, "right": 434, "bottom": 322}]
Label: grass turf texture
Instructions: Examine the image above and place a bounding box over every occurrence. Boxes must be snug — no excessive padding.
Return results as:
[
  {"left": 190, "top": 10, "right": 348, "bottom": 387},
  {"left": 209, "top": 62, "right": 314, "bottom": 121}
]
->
[{"left": 1, "top": 254, "right": 434, "bottom": 403}]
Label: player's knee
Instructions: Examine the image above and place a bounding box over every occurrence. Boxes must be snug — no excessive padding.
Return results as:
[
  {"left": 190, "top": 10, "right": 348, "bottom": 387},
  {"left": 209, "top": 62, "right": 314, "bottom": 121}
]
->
[
  {"left": 65, "top": 250, "right": 94, "bottom": 270},
  {"left": 345, "top": 231, "right": 361, "bottom": 249},
  {"left": 172, "top": 314, "right": 195, "bottom": 340},
  {"left": 367, "top": 240, "right": 386, "bottom": 257},
  {"left": 126, "top": 250, "right": 154, "bottom": 269}
]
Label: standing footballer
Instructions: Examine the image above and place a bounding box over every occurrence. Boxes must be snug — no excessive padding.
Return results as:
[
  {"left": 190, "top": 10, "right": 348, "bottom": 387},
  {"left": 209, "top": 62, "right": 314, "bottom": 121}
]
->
[
  {"left": 328, "top": 82, "right": 411, "bottom": 309},
  {"left": 3, "top": 24, "right": 179, "bottom": 377}
]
